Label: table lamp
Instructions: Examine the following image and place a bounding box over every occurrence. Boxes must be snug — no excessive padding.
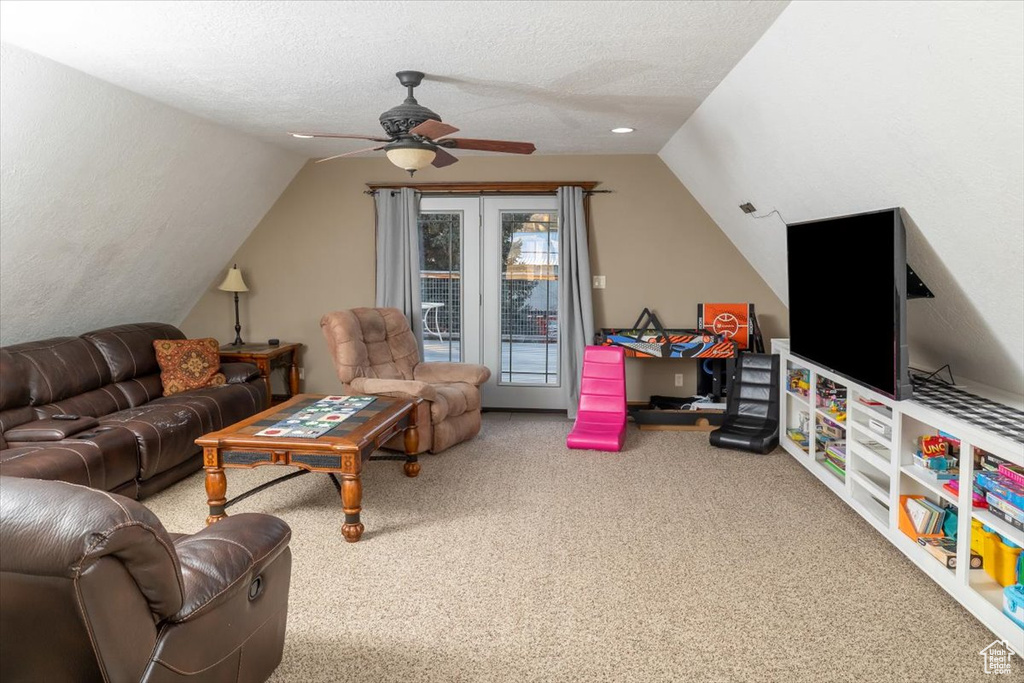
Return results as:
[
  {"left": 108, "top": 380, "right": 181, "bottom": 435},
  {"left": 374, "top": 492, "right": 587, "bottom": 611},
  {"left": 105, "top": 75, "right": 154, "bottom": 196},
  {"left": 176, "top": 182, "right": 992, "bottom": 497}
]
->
[{"left": 218, "top": 264, "right": 249, "bottom": 346}]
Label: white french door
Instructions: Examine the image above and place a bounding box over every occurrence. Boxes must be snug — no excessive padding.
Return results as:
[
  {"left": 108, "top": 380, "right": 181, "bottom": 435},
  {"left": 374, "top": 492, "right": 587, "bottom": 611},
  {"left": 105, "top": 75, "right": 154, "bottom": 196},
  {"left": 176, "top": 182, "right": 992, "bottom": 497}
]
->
[
  {"left": 418, "top": 195, "right": 564, "bottom": 410},
  {"left": 480, "top": 196, "right": 562, "bottom": 409},
  {"left": 418, "top": 198, "right": 481, "bottom": 366}
]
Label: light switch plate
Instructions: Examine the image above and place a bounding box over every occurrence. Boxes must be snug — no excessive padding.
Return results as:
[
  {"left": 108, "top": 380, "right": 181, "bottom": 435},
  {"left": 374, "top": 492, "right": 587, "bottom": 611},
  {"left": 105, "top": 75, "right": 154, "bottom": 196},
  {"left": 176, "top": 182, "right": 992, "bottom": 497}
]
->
[{"left": 592, "top": 275, "right": 606, "bottom": 289}]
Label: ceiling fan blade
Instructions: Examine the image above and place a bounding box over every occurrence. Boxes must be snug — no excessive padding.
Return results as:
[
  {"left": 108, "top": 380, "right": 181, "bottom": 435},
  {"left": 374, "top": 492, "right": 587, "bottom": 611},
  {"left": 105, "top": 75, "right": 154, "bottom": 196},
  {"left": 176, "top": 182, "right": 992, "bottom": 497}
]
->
[
  {"left": 409, "top": 120, "right": 460, "bottom": 140},
  {"left": 444, "top": 138, "right": 536, "bottom": 154},
  {"left": 289, "top": 132, "right": 392, "bottom": 142},
  {"left": 431, "top": 146, "right": 459, "bottom": 168},
  {"left": 315, "top": 146, "right": 384, "bottom": 163}
]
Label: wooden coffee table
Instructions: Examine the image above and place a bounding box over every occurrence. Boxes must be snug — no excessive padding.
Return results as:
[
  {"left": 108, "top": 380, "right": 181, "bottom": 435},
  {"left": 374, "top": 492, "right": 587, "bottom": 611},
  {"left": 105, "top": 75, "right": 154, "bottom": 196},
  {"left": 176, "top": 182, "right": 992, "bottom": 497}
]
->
[{"left": 195, "top": 393, "right": 421, "bottom": 542}]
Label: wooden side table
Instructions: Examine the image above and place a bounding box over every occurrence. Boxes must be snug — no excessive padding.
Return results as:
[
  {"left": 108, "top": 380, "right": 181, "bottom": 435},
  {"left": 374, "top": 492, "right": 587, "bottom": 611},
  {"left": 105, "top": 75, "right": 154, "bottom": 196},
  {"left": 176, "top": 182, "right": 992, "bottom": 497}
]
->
[{"left": 219, "top": 342, "right": 302, "bottom": 408}]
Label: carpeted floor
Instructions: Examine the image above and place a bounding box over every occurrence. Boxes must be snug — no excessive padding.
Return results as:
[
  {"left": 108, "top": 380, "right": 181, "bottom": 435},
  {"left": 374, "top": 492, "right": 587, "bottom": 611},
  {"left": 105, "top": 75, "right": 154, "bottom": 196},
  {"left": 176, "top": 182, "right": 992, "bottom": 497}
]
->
[{"left": 146, "top": 414, "right": 1002, "bottom": 682}]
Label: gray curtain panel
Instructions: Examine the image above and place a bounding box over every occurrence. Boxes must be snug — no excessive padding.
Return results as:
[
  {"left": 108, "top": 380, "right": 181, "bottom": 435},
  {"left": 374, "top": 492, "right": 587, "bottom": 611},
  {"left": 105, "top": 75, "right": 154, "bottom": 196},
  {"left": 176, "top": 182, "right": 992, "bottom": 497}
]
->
[
  {"left": 557, "top": 186, "right": 595, "bottom": 419},
  {"left": 375, "top": 187, "right": 424, "bottom": 358}
]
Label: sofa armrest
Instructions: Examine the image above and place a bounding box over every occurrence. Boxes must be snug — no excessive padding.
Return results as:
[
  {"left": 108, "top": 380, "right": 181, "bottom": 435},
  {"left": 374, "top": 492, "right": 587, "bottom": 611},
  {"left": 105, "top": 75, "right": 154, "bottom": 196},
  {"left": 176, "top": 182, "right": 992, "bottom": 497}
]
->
[
  {"left": 350, "top": 377, "right": 437, "bottom": 402},
  {"left": 413, "top": 362, "right": 491, "bottom": 387},
  {"left": 170, "top": 513, "right": 291, "bottom": 623},
  {"left": 220, "top": 362, "right": 261, "bottom": 384},
  {"left": 3, "top": 416, "right": 100, "bottom": 442}
]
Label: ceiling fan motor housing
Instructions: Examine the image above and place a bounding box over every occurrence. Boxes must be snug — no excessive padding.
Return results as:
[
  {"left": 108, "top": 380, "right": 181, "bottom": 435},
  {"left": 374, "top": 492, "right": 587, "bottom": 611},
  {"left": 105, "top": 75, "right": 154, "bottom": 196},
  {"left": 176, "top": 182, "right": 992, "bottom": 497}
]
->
[
  {"left": 379, "top": 102, "right": 442, "bottom": 137},
  {"left": 379, "top": 70, "right": 443, "bottom": 137}
]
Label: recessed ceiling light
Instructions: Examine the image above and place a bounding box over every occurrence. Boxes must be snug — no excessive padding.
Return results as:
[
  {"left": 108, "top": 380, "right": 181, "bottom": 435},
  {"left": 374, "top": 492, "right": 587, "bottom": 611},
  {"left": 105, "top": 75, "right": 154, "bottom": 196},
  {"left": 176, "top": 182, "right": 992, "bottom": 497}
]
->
[
  {"left": 290, "top": 133, "right": 314, "bottom": 138},
  {"left": 611, "top": 127, "right": 635, "bottom": 134}
]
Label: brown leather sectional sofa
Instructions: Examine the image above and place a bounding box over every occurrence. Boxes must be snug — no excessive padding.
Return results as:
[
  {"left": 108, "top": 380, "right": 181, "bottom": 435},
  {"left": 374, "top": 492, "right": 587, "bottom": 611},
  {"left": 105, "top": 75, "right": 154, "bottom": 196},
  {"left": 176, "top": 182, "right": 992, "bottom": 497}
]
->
[{"left": 0, "top": 322, "right": 266, "bottom": 498}]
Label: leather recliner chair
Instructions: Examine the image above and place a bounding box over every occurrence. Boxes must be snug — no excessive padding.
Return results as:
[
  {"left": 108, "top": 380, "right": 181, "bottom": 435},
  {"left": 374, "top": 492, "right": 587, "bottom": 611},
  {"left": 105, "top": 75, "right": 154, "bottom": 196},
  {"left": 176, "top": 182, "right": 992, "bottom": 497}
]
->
[
  {"left": 321, "top": 308, "right": 491, "bottom": 454},
  {"left": 0, "top": 477, "right": 292, "bottom": 682},
  {"left": 709, "top": 353, "right": 781, "bottom": 454}
]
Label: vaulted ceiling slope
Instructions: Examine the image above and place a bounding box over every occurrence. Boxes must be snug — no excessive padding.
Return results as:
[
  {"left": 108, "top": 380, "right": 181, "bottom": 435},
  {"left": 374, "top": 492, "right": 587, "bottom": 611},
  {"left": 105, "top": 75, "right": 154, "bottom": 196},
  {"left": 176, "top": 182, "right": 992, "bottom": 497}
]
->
[
  {"left": 0, "top": 0, "right": 787, "bottom": 157},
  {"left": 0, "top": 43, "right": 306, "bottom": 345},
  {"left": 660, "top": 2, "right": 1024, "bottom": 395}
]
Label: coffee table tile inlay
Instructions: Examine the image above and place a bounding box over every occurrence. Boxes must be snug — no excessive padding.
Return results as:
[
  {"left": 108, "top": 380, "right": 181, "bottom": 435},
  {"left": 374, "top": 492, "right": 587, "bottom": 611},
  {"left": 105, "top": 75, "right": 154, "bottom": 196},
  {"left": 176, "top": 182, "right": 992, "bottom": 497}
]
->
[{"left": 195, "top": 393, "right": 420, "bottom": 542}]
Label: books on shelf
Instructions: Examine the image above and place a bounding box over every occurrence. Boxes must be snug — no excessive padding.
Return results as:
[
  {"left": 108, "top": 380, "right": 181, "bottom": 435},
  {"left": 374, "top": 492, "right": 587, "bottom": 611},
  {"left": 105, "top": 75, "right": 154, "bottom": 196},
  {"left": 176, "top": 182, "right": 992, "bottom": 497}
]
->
[{"left": 906, "top": 497, "right": 946, "bottom": 535}]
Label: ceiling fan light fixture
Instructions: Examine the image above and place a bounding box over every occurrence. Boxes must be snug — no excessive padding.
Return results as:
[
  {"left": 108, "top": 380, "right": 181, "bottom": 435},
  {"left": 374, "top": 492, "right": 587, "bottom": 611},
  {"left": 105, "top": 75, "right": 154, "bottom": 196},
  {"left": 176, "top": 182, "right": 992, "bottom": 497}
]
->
[
  {"left": 385, "top": 139, "right": 436, "bottom": 175},
  {"left": 611, "top": 127, "right": 635, "bottom": 134}
]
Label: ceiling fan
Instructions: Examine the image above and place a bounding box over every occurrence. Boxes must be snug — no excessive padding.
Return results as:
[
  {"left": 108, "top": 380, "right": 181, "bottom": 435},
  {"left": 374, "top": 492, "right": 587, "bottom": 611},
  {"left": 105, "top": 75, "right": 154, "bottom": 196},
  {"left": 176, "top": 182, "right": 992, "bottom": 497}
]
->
[{"left": 288, "top": 70, "right": 537, "bottom": 175}]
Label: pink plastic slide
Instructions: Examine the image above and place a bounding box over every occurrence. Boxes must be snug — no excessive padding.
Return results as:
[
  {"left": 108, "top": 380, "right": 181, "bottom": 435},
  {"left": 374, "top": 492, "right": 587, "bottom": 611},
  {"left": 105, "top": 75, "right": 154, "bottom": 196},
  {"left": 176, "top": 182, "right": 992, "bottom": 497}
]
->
[{"left": 566, "top": 345, "right": 627, "bottom": 452}]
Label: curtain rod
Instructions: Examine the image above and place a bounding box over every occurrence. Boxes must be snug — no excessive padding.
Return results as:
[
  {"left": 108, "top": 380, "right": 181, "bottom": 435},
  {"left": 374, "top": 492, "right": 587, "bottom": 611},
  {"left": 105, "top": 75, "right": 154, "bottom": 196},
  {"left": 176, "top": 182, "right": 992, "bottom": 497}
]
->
[{"left": 363, "top": 189, "right": 612, "bottom": 196}]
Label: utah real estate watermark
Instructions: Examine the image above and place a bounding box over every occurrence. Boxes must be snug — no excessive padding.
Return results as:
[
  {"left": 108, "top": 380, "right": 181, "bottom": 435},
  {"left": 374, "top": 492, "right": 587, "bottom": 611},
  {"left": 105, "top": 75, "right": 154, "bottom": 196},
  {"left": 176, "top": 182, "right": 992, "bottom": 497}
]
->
[{"left": 979, "top": 640, "right": 1017, "bottom": 675}]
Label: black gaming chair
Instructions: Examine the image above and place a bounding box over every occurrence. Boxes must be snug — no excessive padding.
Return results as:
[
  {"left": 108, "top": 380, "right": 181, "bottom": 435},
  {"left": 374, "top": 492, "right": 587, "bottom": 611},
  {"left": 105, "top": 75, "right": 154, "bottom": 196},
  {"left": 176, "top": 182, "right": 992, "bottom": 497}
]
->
[{"left": 709, "top": 353, "right": 781, "bottom": 454}]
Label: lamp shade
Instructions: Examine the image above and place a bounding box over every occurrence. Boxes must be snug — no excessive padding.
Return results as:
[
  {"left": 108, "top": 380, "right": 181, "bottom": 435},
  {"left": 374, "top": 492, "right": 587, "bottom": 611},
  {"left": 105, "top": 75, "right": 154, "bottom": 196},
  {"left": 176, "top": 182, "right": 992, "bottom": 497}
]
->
[
  {"left": 385, "top": 142, "right": 436, "bottom": 172},
  {"left": 218, "top": 265, "right": 249, "bottom": 292}
]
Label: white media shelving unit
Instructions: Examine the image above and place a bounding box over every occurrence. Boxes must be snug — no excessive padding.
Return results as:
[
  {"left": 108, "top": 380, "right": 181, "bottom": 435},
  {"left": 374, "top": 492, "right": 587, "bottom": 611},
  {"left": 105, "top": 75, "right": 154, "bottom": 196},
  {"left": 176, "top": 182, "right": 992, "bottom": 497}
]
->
[{"left": 773, "top": 339, "right": 1024, "bottom": 645}]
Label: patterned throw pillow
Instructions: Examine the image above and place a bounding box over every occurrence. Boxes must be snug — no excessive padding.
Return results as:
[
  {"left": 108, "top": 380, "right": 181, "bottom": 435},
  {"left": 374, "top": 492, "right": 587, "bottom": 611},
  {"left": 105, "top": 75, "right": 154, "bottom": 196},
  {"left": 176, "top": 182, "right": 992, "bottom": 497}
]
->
[{"left": 153, "top": 338, "right": 226, "bottom": 396}]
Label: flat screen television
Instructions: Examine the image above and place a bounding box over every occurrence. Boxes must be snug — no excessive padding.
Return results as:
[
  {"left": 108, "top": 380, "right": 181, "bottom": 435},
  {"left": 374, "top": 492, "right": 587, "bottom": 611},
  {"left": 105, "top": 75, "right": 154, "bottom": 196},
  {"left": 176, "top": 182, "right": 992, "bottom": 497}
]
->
[{"left": 786, "top": 208, "right": 912, "bottom": 400}]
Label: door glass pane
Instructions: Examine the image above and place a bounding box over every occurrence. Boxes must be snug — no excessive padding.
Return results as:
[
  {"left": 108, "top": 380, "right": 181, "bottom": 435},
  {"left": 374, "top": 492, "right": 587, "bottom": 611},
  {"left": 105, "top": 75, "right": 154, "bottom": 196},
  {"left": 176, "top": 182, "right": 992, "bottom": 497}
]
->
[
  {"left": 419, "top": 212, "right": 461, "bottom": 362},
  {"left": 499, "top": 211, "right": 558, "bottom": 384}
]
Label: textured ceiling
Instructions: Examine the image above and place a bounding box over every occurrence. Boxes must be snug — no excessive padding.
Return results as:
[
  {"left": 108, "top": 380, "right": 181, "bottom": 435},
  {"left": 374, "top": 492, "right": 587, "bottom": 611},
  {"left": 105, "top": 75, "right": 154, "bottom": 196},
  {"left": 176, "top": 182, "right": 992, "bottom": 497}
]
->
[
  {"left": 659, "top": 2, "right": 1024, "bottom": 395},
  {"left": 0, "top": 0, "right": 787, "bottom": 158}
]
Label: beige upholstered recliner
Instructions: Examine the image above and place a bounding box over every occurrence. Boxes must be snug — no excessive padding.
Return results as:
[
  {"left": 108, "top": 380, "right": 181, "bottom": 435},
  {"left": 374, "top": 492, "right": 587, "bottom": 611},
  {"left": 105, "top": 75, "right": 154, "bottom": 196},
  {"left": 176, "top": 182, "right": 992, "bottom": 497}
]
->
[{"left": 320, "top": 308, "right": 491, "bottom": 453}]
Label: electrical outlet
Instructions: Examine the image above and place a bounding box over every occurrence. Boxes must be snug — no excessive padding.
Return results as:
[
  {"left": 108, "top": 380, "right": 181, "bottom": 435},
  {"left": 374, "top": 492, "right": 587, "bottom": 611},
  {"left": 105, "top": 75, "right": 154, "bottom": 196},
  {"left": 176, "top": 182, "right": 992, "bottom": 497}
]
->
[
  {"left": 739, "top": 202, "right": 757, "bottom": 214},
  {"left": 674, "top": 373, "right": 684, "bottom": 387},
  {"left": 592, "top": 275, "right": 606, "bottom": 289}
]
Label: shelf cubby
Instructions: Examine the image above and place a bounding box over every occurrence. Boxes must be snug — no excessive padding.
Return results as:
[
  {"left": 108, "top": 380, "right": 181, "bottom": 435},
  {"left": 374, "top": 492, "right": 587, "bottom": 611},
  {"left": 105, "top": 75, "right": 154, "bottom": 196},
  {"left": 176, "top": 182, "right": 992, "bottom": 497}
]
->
[
  {"left": 848, "top": 440, "right": 891, "bottom": 477},
  {"left": 972, "top": 508, "right": 1024, "bottom": 546},
  {"left": 900, "top": 465, "right": 959, "bottom": 506},
  {"left": 848, "top": 420, "right": 893, "bottom": 452},
  {"left": 786, "top": 362, "right": 811, "bottom": 400},
  {"left": 849, "top": 482, "right": 890, "bottom": 532},
  {"left": 784, "top": 388, "right": 812, "bottom": 455},
  {"left": 969, "top": 571, "right": 1013, "bottom": 621}
]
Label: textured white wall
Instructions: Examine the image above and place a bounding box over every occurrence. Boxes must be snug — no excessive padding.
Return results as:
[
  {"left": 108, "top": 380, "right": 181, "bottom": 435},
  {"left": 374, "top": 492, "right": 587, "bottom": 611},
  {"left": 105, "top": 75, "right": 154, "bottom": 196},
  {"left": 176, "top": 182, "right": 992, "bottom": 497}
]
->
[
  {"left": 659, "top": 1, "right": 1024, "bottom": 395},
  {"left": 0, "top": 43, "right": 305, "bottom": 344}
]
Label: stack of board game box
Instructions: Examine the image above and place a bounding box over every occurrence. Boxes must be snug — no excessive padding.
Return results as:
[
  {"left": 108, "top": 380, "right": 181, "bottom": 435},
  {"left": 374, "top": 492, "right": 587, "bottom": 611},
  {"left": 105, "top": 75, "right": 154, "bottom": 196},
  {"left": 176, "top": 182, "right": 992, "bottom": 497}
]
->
[
  {"left": 823, "top": 443, "right": 846, "bottom": 477},
  {"left": 975, "top": 452, "right": 1024, "bottom": 532}
]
